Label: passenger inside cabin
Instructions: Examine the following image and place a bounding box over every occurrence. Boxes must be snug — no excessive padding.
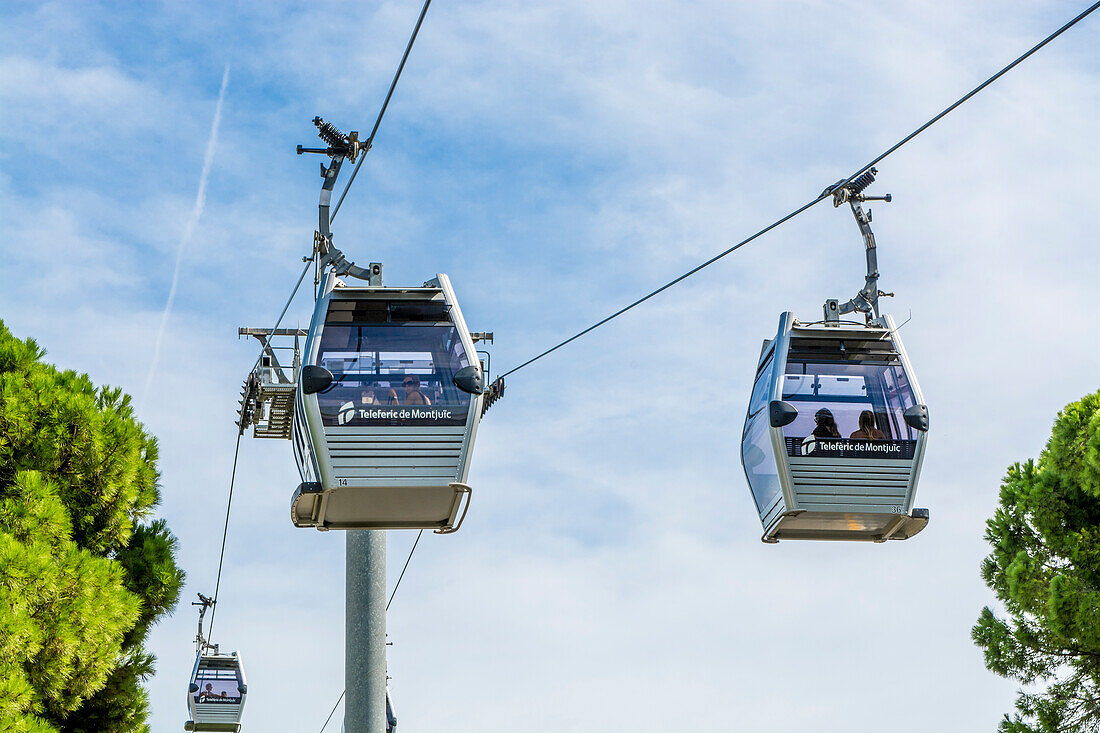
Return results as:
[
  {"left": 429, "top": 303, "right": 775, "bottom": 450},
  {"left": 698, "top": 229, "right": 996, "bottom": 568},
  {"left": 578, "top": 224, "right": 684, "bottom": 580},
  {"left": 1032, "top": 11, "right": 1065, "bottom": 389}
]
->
[
  {"left": 402, "top": 375, "right": 431, "bottom": 405},
  {"left": 850, "top": 410, "right": 887, "bottom": 440},
  {"left": 200, "top": 682, "right": 214, "bottom": 701},
  {"left": 381, "top": 388, "right": 400, "bottom": 405},
  {"left": 812, "top": 408, "right": 841, "bottom": 438},
  {"left": 361, "top": 389, "right": 378, "bottom": 405}
]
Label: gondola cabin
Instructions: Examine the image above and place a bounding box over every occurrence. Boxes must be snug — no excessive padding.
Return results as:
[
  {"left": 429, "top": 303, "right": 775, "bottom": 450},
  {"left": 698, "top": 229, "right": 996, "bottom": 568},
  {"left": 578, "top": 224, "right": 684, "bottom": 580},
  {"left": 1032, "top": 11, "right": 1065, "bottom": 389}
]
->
[
  {"left": 741, "top": 311, "right": 929, "bottom": 542},
  {"left": 291, "top": 272, "right": 486, "bottom": 531},
  {"left": 185, "top": 652, "right": 247, "bottom": 732}
]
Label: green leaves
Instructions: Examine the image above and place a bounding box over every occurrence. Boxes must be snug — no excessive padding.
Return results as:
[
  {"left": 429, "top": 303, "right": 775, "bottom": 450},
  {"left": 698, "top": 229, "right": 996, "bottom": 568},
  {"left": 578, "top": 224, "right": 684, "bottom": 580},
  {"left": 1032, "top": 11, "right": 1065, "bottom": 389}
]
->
[
  {"left": 974, "top": 390, "right": 1100, "bottom": 733},
  {"left": 0, "top": 320, "right": 184, "bottom": 733},
  {"left": 0, "top": 470, "right": 141, "bottom": 727}
]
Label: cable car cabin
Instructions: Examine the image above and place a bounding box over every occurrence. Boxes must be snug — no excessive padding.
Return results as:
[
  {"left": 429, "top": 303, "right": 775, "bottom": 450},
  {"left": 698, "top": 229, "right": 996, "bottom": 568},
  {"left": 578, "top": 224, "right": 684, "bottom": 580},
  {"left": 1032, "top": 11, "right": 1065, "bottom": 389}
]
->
[
  {"left": 741, "top": 311, "right": 930, "bottom": 543},
  {"left": 291, "top": 273, "right": 486, "bottom": 531},
  {"left": 185, "top": 652, "right": 247, "bottom": 732}
]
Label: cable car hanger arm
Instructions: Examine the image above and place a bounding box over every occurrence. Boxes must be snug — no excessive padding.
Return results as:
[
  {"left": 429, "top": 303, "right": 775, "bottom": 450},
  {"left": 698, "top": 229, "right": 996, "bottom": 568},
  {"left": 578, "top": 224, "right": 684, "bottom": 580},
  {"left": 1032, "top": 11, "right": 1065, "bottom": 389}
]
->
[
  {"left": 821, "top": 168, "right": 895, "bottom": 323},
  {"left": 298, "top": 118, "right": 380, "bottom": 284}
]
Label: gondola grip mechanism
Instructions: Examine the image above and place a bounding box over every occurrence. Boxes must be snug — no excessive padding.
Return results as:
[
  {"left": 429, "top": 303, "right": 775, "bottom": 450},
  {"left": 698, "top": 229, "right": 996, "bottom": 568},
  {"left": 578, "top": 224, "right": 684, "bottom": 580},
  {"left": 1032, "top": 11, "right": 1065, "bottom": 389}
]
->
[
  {"left": 481, "top": 377, "right": 506, "bottom": 415},
  {"left": 824, "top": 168, "right": 892, "bottom": 323}
]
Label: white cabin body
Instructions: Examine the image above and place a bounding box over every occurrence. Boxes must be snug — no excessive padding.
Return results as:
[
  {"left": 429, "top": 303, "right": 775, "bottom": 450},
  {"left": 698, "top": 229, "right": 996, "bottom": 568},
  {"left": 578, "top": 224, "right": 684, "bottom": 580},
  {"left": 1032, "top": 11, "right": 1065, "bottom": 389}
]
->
[
  {"left": 741, "top": 312, "right": 930, "bottom": 542},
  {"left": 185, "top": 652, "right": 246, "bottom": 732},
  {"left": 291, "top": 273, "right": 485, "bottom": 531}
]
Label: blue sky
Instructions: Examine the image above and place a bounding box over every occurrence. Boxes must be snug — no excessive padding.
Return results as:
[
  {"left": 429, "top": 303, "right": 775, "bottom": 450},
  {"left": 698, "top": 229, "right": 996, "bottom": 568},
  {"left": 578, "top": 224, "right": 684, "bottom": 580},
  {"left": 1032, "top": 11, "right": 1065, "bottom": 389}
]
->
[{"left": 2, "top": 1, "right": 1099, "bottom": 731}]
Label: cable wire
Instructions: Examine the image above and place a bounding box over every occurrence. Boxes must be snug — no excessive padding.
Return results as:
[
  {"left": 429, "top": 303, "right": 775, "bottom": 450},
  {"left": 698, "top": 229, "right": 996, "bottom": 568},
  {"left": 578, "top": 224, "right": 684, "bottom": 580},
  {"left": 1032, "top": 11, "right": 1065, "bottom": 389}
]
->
[
  {"left": 206, "top": 431, "right": 242, "bottom": 642},
  {"left": 250, "top": 258, "right": 313, "bottom": 373},
  {"left": 499, "top": 0, "right": 1100, "bottom": 379},
  {"left": 330, "top": 0, "right": 433, "bottom": 225},
  {"left": 317, "top": 690, "right": 346, "bottom": 733},
  {"left": 208, "top": 258, "right": 313, "bottom": 641},
  {"left": 388, "top": 529, "right": 424, "bottom": 611},
  {"left": 499, "top": 194, "right": 826, "bottom": 379}
]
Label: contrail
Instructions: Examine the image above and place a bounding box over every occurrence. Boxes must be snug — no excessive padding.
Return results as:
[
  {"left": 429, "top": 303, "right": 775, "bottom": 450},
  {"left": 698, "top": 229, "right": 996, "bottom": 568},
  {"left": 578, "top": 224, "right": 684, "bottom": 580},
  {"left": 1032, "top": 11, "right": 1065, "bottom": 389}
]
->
[{"left": 141, "top": 66, "right": 229, "bottom": 410}]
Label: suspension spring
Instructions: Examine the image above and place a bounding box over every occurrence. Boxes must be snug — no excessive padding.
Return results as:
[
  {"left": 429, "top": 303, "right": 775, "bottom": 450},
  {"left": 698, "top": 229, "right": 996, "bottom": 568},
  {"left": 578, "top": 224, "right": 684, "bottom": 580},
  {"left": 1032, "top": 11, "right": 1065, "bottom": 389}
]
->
[
  {"left": 847, "top": 167, "right": 878, "bottom": 196},
  {"left": 313, "top": 116, "right": 347, "bottom": 148}
]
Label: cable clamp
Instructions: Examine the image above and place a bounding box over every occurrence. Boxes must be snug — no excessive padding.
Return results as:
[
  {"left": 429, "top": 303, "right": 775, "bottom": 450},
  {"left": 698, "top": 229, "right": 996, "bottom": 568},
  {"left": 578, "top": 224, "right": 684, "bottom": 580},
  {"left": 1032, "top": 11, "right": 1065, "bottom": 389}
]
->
[{"left": 481, "top": 377, "right": 506, "bottom": 416}]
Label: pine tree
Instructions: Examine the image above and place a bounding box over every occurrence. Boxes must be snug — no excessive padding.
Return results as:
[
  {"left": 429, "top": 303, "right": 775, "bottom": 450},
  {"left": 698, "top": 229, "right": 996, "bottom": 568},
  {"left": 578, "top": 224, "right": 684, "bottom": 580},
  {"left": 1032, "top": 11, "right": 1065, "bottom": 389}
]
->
[
  {"left": 0, "top": 321, "right": 185, "bottom": 732},
  {"left": 974, "top": 389, "right": 1100, "bottom": 732}
]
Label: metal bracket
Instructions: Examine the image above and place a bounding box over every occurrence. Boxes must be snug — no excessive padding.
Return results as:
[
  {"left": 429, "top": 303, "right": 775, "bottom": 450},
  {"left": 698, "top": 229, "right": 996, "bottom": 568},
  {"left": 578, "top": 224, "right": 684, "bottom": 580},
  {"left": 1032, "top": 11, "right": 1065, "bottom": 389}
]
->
[
  {"left": 296, "top": 117, "right": 367, "bottom": 163},
  {"left": 821, "top": 168, "right": 893, "bottom": 323},
  {"left": 236, "top": 373, "right": 260, "bottom": 435},
  {"left": 191, "top": 593, "right": 218, "bottom": 655},
  {"left": 237, "top": 328, "right": 307, "bottom": 439},
  {"left": 481, "top": 376, "right": 505, "bottom": 416},
  {"left": 435, "top": 483, "right": 472, "bottom": 534}
]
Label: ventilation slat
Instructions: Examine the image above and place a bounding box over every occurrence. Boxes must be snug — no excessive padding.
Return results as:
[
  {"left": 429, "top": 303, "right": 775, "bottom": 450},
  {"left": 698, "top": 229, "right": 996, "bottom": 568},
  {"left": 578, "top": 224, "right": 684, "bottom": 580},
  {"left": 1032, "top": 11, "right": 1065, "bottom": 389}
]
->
[
  {"left": 792, "top": 475, "right": 910, "bottom": 486},
  {"left": 336, "top": 466, "right": 458, "bottom": 479},
  {"left": 791, "top": 464, "right": 911, "bottom": 476},
  {"left": 326, "top": 426, "right": 466, "bottom": 437},
  {"left": 327, "top": 435, "right": 465, "bottom": 445},
  {"left": 330, "top": 444, "right": 462, "bottom": 454},
  {"left": 330, "top": 453, "right": 459, "bottom": 464},
  {"left": 795, "top": 491, "right": 909, "bottom": 500}
]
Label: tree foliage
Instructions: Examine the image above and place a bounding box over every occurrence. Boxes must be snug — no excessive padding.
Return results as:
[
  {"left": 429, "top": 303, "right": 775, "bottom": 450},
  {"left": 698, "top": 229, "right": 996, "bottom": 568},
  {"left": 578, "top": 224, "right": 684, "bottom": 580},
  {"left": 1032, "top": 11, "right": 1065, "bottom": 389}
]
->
[
  {"left": 0, "top": 321, "right": 185, "bottom": 732},
  {"left": 974, "top": 389, "right": 1100, "bottom": 732}
]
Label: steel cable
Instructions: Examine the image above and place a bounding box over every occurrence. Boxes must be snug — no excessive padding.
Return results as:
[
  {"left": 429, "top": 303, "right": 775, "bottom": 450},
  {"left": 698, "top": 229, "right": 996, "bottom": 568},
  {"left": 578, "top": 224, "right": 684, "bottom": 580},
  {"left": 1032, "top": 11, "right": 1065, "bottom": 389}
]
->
[
  {"left": 330, "top": 0, "right": 433, "bottom": 225},
  {"left": 387, "top": 529, "right": 424, "bottom": 612},
  {"left": 208, "top": 258, "right": 313, "bottom": 641},
  {"left": 249, "top": 258, "right": 313, "bottom": 373},
  {"left": 205, "top": 431, "right": 241, "bottom": 642},
  {"left": 317, "top": 690, "right": 346, "bottom": 733},
  {"left": 499, "top": 0, "right": 1100, "bottom": 380}
]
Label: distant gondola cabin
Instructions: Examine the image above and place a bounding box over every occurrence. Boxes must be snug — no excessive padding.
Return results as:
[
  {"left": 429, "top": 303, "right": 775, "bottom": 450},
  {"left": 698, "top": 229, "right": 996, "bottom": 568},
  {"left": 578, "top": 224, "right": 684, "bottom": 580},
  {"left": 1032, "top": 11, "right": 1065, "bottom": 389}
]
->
[{"left": 185, "top": 651, "right": 247, "bottom": 732}]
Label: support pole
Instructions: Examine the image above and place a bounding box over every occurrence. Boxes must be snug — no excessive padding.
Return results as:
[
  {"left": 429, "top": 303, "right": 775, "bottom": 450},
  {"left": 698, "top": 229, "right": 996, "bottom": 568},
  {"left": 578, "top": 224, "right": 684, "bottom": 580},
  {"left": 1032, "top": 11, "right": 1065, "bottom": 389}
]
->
[{"left": 346, "top": 530, "right": 387, "bottom": 733}]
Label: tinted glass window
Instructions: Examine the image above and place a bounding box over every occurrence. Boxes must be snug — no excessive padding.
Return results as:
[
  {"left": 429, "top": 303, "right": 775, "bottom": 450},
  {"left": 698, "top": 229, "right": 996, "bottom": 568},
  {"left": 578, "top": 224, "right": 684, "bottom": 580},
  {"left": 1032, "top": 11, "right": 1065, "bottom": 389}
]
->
[
  {"left": 193, "top": 665, "right": 241, "bottom": 704},
  {"left": 747, "top": 353, "right": 774, "bottom": 418},
  {"left": 742, "top": 412, "right": 780, "bottom": 513},
  {"left": 316, "top": 322, "right": 472, "bottom": 427},
  {"left": 780, "top": 360, "right": 918, "bottom": 450}
]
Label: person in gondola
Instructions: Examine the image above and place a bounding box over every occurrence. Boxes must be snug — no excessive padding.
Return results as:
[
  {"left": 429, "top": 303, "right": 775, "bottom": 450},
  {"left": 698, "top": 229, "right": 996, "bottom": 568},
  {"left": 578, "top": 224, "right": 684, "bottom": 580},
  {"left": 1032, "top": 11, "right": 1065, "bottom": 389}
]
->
[
  {"left": 402, "top": 375, "right": 431, "bottom": 405},
  {"left": 850, "top": 410, "right": 886, "bottom": 440},
  {"left": 361, "top": 388, "right": 379, "bottom": 406},
  {"left": 812, "top": 408, "right": 841, "bottom": 438},
  {"left": 199, "top": 682, "right": 215, "bottom": 701},
  {"left": 381, "top": 387, "right": 400, "bottom": 405}
]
